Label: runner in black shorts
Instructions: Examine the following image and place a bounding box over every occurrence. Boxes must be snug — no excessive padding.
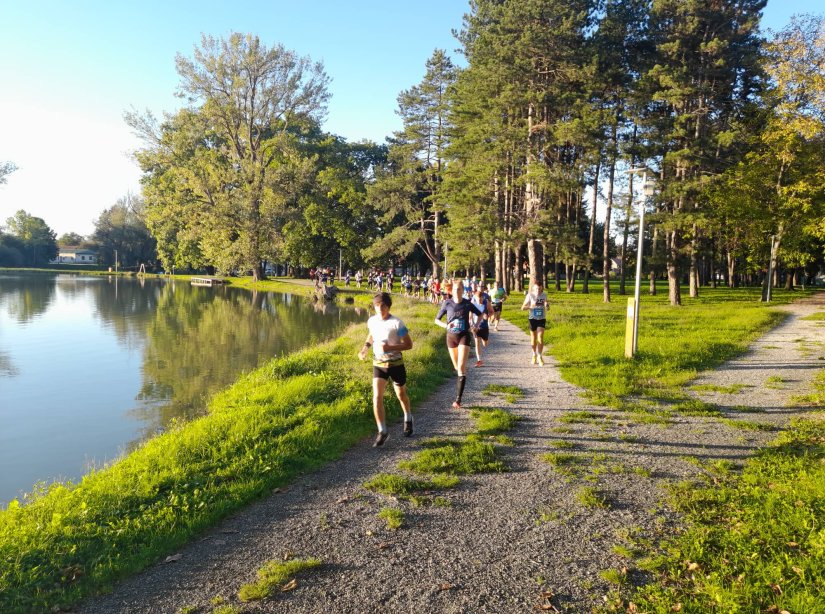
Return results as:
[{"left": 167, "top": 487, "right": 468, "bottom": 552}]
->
[
  {"left": 521, "top": 282, "right": 548, "bottom": 366},
  {"left": 359, "top": 292, "right": 414, "bottom": 446},
  {"left": 490, "top": 281, "right": 507, "bottom": 331},
  {"left": 435, "top": 281, "right": 486, "bottom": 408},
  {"left": 471, "top": 286, "right": 494, "bottom": 367}
]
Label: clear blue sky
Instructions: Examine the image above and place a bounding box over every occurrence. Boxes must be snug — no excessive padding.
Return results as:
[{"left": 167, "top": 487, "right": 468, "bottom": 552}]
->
[{"left": 0, "top": 0, "right": 819, "bottom": 236}]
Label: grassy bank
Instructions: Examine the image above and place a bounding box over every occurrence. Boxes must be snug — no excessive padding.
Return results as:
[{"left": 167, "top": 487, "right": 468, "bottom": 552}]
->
[
  {"left": 0, "top": 291, "right": 451, "bottom": 613},
  {"left": 502, "top": 282, "right": 819, "bottom": 406},
  {"left": 607, "top": 416, "right": 825, "bottom": 613}
]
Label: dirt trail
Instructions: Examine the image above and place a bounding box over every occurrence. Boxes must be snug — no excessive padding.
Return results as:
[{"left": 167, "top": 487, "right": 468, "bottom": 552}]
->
[{"left": 80, "top": 293, "right": 825, "bottom": 614}]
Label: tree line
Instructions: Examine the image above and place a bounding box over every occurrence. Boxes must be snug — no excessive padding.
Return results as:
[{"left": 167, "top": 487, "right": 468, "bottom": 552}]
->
[
  {"left": 128, "top": 6, "right": 823, "bottom": 301},
  {"left": 0, "top": 196, "right": 156, "bottom": 269}
]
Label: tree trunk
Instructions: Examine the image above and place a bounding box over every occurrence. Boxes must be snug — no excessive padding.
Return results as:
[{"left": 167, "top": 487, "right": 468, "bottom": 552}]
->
[
  {"left": 554, "top": 243, "right": 561, "bottom": 292},
  {"left": 667, "top": 229, "right": 682, "bottom": 306},
  {"left": 602, "top": 153, "right": 615, "bottom": 303},
  {"left": 649, "top": 226, "right": 658, "bottom": 295},
  {"left": 527, "top": 239, "right": 544, "bottom": 289},
  {"left": 494, "top": 240, "right": 503, "bottom": 287},
  {"left": 689, "top": 224, "right": 699, "bottom": 298},
  {"left": 583, "top": 160, "right": 600, "bottom": 294}
]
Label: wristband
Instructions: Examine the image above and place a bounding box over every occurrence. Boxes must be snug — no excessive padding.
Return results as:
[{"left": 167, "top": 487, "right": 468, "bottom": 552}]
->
[{"left": 364, "top": 342, "right": 372, "bottom": 348}]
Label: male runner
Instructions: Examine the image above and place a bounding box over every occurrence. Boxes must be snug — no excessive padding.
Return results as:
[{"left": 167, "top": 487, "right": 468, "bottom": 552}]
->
[
  {"left": 358, "top": 293, "right": 414, "bottom": 446},
  {"left": 521, "top": 282, "right": 548, "bottom": 366}
]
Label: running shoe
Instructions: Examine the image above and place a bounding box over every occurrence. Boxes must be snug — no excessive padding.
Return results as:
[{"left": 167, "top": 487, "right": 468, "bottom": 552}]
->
[
  {"left": 531, "top": 355, "right": 537, "bottom": 365},
  {"left": 451, "top": 401, "right": 461, "bottom": 409},
  {"left": 373, "top": 431, "right": 388, "bottom": 447},
  {"left": 538, "top": 355, "right": 545, "bottom": 367},
  {"left": 403, "top": 421, "right": 413, "bottom": 437},
  {"left": 475, "top": 360, "right": 483, "bottom": 367}
]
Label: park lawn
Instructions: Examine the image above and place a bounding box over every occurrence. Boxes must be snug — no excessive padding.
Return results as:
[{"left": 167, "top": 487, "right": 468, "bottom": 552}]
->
[
  {"left": 502, "top": 282, "right": 817, "bottom": 406},
  {"left": 0, "top": 292, "right": 451, "bottom": 613},
  {"left": 610, "top": 416, "right": 825, "bottom": 613}
]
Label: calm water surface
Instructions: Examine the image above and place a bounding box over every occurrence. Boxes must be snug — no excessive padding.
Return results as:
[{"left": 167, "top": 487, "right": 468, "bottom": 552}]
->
[{"left": 0, "top": 273, "right": 365, "bottom": 507}]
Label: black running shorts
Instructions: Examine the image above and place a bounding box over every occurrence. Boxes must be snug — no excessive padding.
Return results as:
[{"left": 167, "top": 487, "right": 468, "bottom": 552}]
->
[
  {"left": 492, "top": 303, "right": 503, "bottom": 313},
  {"left": 528, "top": 318, "right": 546, "bottom": 331},
  {"left": 475, "top": 327, "right": 490, "bottom": 341},
  {"left": 446, "top": 331, "right": 472, "bottom": 348},
  {"left": 373, "top": 364, "right": 407, "bottom": 386}
]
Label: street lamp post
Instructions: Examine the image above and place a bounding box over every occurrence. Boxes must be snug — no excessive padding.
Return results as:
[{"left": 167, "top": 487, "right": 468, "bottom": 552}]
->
[{"left": 624, "top": 167, "right": 655, "bottom": 358}]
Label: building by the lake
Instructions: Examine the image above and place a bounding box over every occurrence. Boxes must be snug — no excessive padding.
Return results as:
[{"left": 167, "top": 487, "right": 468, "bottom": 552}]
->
[{"left": 52, "top": 247, "right": 99, "bottom": 265}]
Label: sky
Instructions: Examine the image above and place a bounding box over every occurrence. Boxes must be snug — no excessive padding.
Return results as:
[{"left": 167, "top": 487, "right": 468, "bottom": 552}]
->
[{"left": 0, "top": 0, "right": 820, "bottom": 237}]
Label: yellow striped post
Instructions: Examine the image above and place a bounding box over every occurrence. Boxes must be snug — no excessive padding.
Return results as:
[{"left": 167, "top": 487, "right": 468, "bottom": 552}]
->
[{"left": 625, "top": 297, "right": 636, "bottom": 358}]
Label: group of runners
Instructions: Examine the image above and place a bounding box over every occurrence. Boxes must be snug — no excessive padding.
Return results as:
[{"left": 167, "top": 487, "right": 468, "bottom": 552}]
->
[{"left": 358, "top": 279, "right": 548, "bottom": 447}]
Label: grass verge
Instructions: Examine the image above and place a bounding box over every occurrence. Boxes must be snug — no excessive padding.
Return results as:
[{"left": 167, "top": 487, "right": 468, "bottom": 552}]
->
[
  {"left": 502, "top": 283, "right": 818, "bottom": 406},
  {"left": 615, "top": 417, "right": 825, "bottom": 613},
  {"left": 238, "top": 557, "right": 321, "bottom": 602},
  {"left": 0, "top": 289, "right": 451, "bottom": 613}
]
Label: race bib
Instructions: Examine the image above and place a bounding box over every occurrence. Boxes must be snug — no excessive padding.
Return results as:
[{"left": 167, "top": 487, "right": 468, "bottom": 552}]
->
[
  {"left": 448, "top": 318, "right": 467, "bottom": 333},
  {"left": 530, "top": 306, "right": 545, "bottom": 319}
]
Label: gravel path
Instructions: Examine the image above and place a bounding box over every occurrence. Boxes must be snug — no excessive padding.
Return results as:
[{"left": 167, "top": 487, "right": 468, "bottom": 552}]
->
[{"left": 80, "top": 293, "right": 825, "bottom": 614}]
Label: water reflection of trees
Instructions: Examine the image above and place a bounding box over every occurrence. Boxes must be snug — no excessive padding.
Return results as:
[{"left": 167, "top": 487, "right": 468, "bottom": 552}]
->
[
  {"left": 130, "top": 284, "right": 364, "bottom": 433},
  {"left": 0, "top": 274, "right": 56, "bottom": 323},
  {"left": 88, "top": 276, "right": 163, "bottom": 348}
]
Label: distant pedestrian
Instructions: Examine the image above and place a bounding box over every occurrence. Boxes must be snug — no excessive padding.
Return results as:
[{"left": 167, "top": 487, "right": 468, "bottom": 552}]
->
[{"left": 359, "top": 292, "right": 414, "bottom": 446}]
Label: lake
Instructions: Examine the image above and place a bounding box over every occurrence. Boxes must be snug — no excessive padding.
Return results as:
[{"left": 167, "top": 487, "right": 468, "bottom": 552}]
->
[{"left": 0, "top": 273, "right": 365, "bottom": 507}]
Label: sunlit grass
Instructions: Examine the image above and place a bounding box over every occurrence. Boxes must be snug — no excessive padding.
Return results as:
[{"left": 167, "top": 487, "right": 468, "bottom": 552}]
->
[
  {"left": 625, "top": 418, "right": 825, "bottom": 613},
  {"left": 502, "top": 282, "right": 810, "bottom": 404}
]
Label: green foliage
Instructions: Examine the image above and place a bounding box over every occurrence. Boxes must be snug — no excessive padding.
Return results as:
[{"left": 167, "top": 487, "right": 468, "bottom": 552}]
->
[
  {"left": 377, "top": 507, "right": 404, "bottom": 530},
  {"left": 3, "top": 210, "right": 57, "bottom": 266},
  {"left": 362, "top": 473, "right": 458, "bottom": 498},
  {"left": 237, "top": 557, "right": 321, "bottom": 602},
  {"left": 625, "top": 419, "right": 825, "bottom": 613},
  {"left": 400, "top": 438, "right": 506, "bottom": 475},
  {"left": 91, "top": 195, "right": 156, "bottom": 268},
  {"left": 575, "top": 486, "right": 610, "bottom": 509},
  {"left": 128, "top": 33, "right": 330, "bottom": 278},
  {"left": 482, "top": 384, "right": 525, "bottom": 404},
  {"left": 469, "top": 407, "right": 520, "bottom": 435}
]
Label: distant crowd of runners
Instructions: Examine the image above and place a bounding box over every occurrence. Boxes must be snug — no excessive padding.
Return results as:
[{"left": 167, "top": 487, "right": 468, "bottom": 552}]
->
[{"left": 358, "top": 274, "right": 547, "bottom": 447}]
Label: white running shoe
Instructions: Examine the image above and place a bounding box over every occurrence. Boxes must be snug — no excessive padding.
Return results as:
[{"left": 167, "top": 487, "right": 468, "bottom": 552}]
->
[
  {"left": 531, "top": 355, "right": 537, "bottom": 365},
  {"left": 538, "top": 355, "right": 544, "bottom": 367}
]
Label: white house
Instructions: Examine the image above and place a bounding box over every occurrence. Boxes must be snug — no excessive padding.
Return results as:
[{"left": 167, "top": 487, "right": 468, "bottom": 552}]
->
[{"left": 53, "top": 247, "right": 99, "bottom": 265}]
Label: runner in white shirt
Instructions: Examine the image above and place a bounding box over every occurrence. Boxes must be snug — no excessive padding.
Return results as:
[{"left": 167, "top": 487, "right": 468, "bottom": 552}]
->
[
  {"left": 358, "top": 292, "right": 414, "bottom": 446},
  {"left": 521, "top": 282, "right": 548, "bottom": 366}
]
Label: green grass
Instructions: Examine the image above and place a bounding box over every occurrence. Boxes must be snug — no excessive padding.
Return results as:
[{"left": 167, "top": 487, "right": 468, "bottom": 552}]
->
[
  {"left": 800, "top": 312, "right": 825, "bottom": 321},
  {"left": 400, "top": 438, "right": 506, "bottom": 475},
  {"left": 558, "top": 411, "right": 605, "bottom": 424},
  {"left": 377, "top": 507, "right": 404, "bottom": 530},
  {"left": 482, "top": 384, "right": 525, "bottom": 404},
  {"left": 790, "top": 370, "right": 825, "bottom": 408},
  {"left": 719, "top": 418, "right": 775, "bottom": 432},
  {"left": 502, "top": 283, "right": 816, "bottom": 406},
  {"left": 690, "top": 383, "right": 746, "bottom": 394},
  {"left": 362, "top": 473, "right": 459, "bottom": 498},
  {"left": 237, "top": 557, "right": 321, "bottom": 602},
  {"left": 540, "top": 452, "right": 582, "bottom": 467},
  {"left": 765, "top": 375, "right": 785, "bottom": 389},
  {"left": 600, "top": 568, "right": 627, "bottom": 585},
  {"left": 624, "top": 417, "right": 825, "bottom": 613},
  {"left": 671, "top": 399, "right": 721, "bottom": 417},
  {"left": 0, "top": 288, "right": 452, "bottom": 613},
  {"left": 469, "top": 407, "right": 520, "bottom": 435},
  {"left": 575, "top": 486, "right": 610, "bottom": 509}
]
